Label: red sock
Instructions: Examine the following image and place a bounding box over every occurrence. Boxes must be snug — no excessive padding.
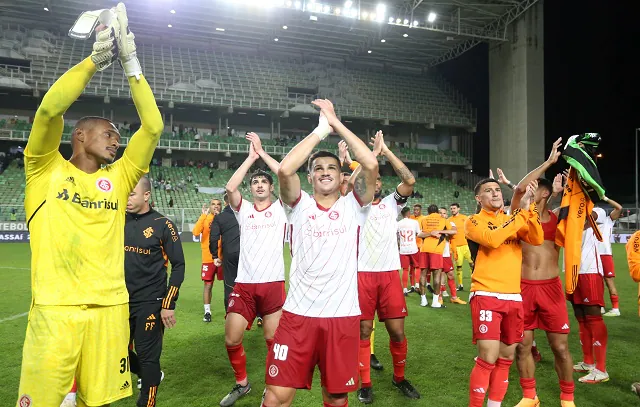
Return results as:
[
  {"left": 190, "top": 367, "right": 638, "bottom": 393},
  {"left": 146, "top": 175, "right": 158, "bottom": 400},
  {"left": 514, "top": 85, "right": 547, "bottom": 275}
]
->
[
  {"left": 390, "top": 338, "right": 408, "bottom": 383},
  {"left": 559, "top": 379, "right": 575, "bottom": 401},
  {"left": 611, "top": 294, "right": 619, "bottom": 309},
  {"left": 488, "top": 358, "right": 513, "bottom": 402},
  {"left": 226, "top": 343, "right": 247, "bottom": 383},
  {"left": 469, "top": 358, "right": 495, "bottom": 407},
  {"left": 359, "top": 340, "right": 372, "bottom": 387},
  {"left": 412, "top": 268, "right": 420, "bottom": 286},
  {"left": 70, "top": 379, "right": 77, "bottom": 393},
  {"left": 519, "top": 377, "right": 536, "bottom": 399},
  {"left": 440, "top": 285, "right": 446, "bottom": 294},
  {"left": 402, "top": 268, "right": 409, "bottom": 289},
  {"left": 448, "top": 279, "right": 457, "bottom": 298},
  {"left": 576, "top": 315, "right": 594, "bottom": 364},
  {"left": 426, "top": 273, "right": 431, "bottom": 284},
  {"left": 586, "top": 314, "right": 608, "bottom": 372},
  {"left": 323, "top": 401, "right": 348, "bottom": 407},
  {"left": 265, "top": 338, "right": 275, "bottom": 354}
]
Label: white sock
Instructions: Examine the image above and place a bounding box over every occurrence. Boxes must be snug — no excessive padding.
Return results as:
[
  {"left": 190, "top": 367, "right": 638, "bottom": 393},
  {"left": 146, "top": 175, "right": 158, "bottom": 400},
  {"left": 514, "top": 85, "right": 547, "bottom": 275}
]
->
[
  {"left": 421, "top": 294, "right": 426, "bottom": 300},
  {"left": 64, "top": 392, "right": 76, "bottom": 401},
  {"left": 532, "top": 340, "right": 537, "bottom": 347},
  {"left": 414, "top": 283, "right": 420, "bottom": 289},
  {"left": 403, "top": 288, "right": 408, "bottom": 293},
  {"left": 204, "top": 304, "right": 211, "bottom": 313},
  {"left": 487, "top": 400, "right": 501, "bottom": 407},
  {"left": 433, "top": 293, "right": 440, "bottom": 302}
]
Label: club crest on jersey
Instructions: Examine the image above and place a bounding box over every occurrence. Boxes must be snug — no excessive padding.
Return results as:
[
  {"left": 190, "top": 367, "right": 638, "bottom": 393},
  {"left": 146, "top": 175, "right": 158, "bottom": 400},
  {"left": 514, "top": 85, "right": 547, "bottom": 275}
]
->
[
  {"left": 328, "top": 211, "right": 340, "bottom": 220},
  {"left": 96, "top": 177, "right": 113, "bottom": 192},
  {"left": 143, "top": 227, "right": 154, "bottom": 238},
  {"left": 265, "top": 211, "right": 272, "bottom": 218},
  {"left": 268, "top": 364, "right": 279, "bottom": 377},
  {"left": 379, "top": 203, "right": 386, "bottom": 210},
  {"left": 479, "top": 324, "right": 488, "bottom": 334},
  {"left": 18, "top": 395, "right": 32, "bottom": 407}
]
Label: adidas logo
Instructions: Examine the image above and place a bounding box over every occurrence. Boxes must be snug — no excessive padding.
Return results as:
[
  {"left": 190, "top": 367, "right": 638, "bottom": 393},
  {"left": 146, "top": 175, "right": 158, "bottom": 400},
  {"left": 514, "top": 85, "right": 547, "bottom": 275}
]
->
[
  {"left": 345, "top": 377, "right": 355, "bottom": 386},
  {"left": 120, "top": 381, "right": 130, "bottom": 391},
  {"left": 248, "top": 214, "right": 255, "bottom": 219},
  {"left": 402, "top": 308, "right": 407, "bottom": 313},
  {"left": 562, "top": 323, "right": 570, "bottom": 330},
  {"left": 65, "top": 176, "right": 75, "bottom": 185},
  {"left": 473, "top": 388, "right": 486, "bottom": 394},
  {"left": 359, "top": 362, "right": 364, "bottom": 367},
  {"left": 608, "top": 272, "right": 613, "bottom": 276},
  {"left": 583, "top": 298, "right": 590, "bottom": 303},
  {"left": 147, "top": 314, "right": 156, "bottom": 320},
  {"left": 593, "top": 341, "right": 602, "bottom": 347}
]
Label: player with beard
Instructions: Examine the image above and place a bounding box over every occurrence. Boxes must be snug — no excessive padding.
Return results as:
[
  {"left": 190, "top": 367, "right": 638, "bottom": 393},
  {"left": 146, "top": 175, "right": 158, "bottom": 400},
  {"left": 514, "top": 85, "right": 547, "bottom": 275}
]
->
[
  {"left": 262, "top": 99, "right": 378, "bottom": 407},
  {"left": 466, "top": 178, "right": 543, "bottom": 407},
  {"left": 354, "top": 131, "right": 420, "bottom": 403},
  {"left": 593, "top": 201, "right": 624, "bottom": 316},
  {"left": 220, "top": 132, "right": 286, "bottom": 406},
  {"left": 338, "top": 139, "right": 384, "bottom": 372}
]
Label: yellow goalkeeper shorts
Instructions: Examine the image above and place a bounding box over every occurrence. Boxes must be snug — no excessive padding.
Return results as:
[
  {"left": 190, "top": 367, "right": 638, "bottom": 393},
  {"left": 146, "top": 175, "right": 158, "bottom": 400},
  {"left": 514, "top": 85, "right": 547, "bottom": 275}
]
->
[
  {"left": 455, "top": 245, "right": 473, "bottom": 267},
  {"left": 17, "top": 303, "right": 132, "bottom": 407}
]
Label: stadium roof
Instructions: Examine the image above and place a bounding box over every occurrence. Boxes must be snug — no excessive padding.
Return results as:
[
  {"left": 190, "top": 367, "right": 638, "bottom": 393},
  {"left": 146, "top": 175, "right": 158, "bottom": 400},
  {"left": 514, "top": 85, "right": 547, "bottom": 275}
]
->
[{"left": 4, "top": 0, "right": 538, "bottom": 68}]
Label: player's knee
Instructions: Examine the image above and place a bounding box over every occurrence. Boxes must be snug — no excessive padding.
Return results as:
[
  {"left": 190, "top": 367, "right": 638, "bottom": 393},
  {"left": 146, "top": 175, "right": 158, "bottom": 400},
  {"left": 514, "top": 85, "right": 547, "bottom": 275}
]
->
[
  {"left": 516, "top": 342, "right": 532, "bottom": 358},
  {"left": 389, "top": 330, "right": 405, "bottom": 343},
  {"left": 360, "top": 322, "right": 373, "bottom": 339},
  {"left": 224, "top": 329, "right": 244, "bottom": 347},
  {"left": 265, "top": 386, "right": 294, "bottom": 406},
  {"left": 325, "top": 393, "right": 348, "bottom": 406},
  {"left": 550, "top": 339, "right": 570, "bottom": 360}
]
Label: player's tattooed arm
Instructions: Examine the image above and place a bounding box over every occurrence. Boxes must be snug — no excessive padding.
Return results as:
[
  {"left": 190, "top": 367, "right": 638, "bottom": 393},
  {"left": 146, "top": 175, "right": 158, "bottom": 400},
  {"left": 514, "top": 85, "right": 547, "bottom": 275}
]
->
[
  {"left": 370, "top": 131, "right": 414, "bottom": 197},
  {"left": 353, "top": 170, "right": 369, "bottom": 200}
]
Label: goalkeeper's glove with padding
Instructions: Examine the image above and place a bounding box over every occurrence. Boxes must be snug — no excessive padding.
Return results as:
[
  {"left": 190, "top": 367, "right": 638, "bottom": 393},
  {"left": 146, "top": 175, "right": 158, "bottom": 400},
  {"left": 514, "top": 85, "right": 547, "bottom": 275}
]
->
[{"left": 114, "top": 2, "right": 142, "bottom": 79}]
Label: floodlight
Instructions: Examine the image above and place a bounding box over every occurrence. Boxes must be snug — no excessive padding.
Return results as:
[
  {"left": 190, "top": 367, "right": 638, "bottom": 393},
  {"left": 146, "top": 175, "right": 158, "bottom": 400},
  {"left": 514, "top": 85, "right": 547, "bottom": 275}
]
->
[
  {"left": 413, "top": 20, "right": 419, "bottom": 26},
  {"left": 388, "top": 17, "right": 394, "bottom": 23},
  {"left": 396, "top": 18, "right": 401, "bottom": 23},
  {"left": 216, "top": 27, "right": 225, "bottom": 31},
  {"left": 44, "top": 7, "right": 49, "bottom": 11},
  {"left": 367, "top": 50, "right": 372, "bottom": 53},
  {"left": 403, "top": 33, "right": 408, "bottom": 37},
  {"left": 167, "top": 24, "right": 172, "bottom": 28},
  {"left": 282, "top": 25, "right": 288, "bottom": 29},
  {"left": 274, "top": 37, "right": 279, "bottom": 41},
  {"left": 376, "top": 4, "right": 386, "bottom": 13},
  {"left": 427, "top": 12, "right": 436, "bottom": 22},
  {"left": 335, "top": 7, "right": 341, "bottom": 14},
  {"left": 170, "top": 9, "right": 176, "bottom": 14},
  {"left": 403, "top": 19, "right": 408, "bottom": 24},
  {"left": 380, "top": 39, "right": 385, "bottom": 42},
  {"left": 362, "top": 11, "right": 369, "bottom": 19}
]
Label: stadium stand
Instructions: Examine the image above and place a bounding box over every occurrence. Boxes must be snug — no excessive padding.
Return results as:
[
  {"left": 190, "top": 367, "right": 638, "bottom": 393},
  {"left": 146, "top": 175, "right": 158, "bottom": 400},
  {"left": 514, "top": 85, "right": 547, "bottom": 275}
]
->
[{"left": 2, "top": 27, "right": 475, "bottom": 128}]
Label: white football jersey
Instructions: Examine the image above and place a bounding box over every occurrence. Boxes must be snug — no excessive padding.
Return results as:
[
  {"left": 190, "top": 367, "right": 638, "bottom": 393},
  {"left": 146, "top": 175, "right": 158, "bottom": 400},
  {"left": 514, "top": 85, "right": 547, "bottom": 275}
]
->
[
  {"left": 592, "top": 207, "right": 614, "bottom": 255},
  {"left": 234, "top": 198, "right": 287, "bottom": 283},
  {"left": 358, "top": 194, "right": 404, "bottom": 272},
  {"left": 284, "top": 191, "right": 370, "bottom": 318},
  {"left": 580, "top": 227, "right": 603, "bottom": 275},
  {"left": 442, "top": 221, "right": 456, "bottom": 258},
  {"left": 397, "top": 217, "right": 421, "bottom": 255}
]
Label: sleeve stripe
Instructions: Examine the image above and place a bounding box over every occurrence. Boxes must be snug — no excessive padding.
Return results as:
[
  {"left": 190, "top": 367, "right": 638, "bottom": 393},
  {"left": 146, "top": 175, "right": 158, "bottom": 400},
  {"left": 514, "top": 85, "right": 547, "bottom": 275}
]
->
[
  {"left": 27, "top": 199, "right": 46, "bottom": 230},
  {"left": 163, "top": 286, "right": 178, "bottom": 308}
]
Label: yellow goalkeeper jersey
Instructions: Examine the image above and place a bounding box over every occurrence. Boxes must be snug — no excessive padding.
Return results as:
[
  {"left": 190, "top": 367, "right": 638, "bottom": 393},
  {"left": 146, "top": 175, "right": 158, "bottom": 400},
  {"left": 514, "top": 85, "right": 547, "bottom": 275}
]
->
[{"left": 25, "top": 149, "right": 146, "bottom": 306}]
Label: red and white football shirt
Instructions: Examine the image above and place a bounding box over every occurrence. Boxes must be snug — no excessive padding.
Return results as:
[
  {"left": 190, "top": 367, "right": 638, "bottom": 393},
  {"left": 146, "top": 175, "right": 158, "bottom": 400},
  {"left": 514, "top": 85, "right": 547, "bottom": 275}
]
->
[
  {"left": 233, "top": 198, "right": 287, "bottom": 283},
  {"left": 397, "top": 217, "right": 421, "bottom": 255},
  {"left": 358, "top": 194, "right": 404, "bottom": 271},
  {"left": 580, "top": 227, "right": 603, "bottom": 276},
  {"left": 284, "top": 191, "right": 371, "bottom": 317},
  {"left": 592, "top": 207, "right": 614, "bottom": 255}
]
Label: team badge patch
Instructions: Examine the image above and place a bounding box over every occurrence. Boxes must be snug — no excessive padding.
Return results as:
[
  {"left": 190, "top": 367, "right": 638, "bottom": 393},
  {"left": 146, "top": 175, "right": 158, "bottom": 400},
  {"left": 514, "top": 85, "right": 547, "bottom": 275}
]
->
[
  {"left": 328, "top": 211, "right": 340, "bottom": 220},
  {"left": 379, "top": 203, "right": 386, "bottom": 209},
  {"left": 265, "top": 211, "right": 272, "bottom": 218},
  {"left": 479, "top": 324, "right": 488, "bottom": 334},
  {"left": 96, "top": 177, "right": 113, "bottom": 192},
  {"left": 268, "top": 364, "right": 279, "bottom": 377},
  {"left": 18, "top": 394, "right": 32, "bottom": 407},
  {"left": 143, "top": 227, "right": 154, "bottom": 238}
]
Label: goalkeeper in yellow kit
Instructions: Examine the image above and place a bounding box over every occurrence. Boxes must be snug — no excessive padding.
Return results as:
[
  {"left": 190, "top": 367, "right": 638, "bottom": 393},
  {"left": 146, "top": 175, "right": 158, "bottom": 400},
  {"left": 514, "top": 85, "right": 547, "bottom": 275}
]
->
[{"left": 17, "top": 4, "right": 163, "bottom": 407}]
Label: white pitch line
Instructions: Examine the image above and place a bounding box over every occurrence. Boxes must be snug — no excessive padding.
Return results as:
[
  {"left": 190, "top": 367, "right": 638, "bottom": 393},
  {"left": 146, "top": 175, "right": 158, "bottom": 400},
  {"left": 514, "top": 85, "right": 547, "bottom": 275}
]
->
[
  {"left": 0, "top": 266, "right": 30, "bottom": 271},
  {"left": 0, "top": 312, "right": 28, "bottom": 323}
]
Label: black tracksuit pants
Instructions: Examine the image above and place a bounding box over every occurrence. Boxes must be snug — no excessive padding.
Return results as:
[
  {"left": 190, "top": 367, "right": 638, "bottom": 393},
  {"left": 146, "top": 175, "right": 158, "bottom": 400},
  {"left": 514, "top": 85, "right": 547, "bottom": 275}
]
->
[{"left": 129, "top": 302, "right": 164, "bottom": 407}]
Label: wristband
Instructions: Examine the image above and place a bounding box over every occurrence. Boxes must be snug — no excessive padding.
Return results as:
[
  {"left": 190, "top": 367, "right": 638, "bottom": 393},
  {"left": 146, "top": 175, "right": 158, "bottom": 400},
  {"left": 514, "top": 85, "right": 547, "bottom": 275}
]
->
[
  {"left": 508, "top": 182, "right": 516, "bottom": 190},
  {"left": 312, "top": 116, "right": 331, "bottom": 141},
  {"left": 393, "top": 189, "right": 409, "bottom": 204},
  {"left": 349, "top": 161, "right": 360, "bottom": 171}
]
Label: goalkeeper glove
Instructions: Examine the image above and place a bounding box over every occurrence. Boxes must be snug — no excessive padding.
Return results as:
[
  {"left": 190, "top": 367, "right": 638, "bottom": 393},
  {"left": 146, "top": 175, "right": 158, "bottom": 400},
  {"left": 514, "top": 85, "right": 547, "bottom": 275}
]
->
[
  {"left": 114, "top": 2, "right": 142, "bottom": 79},
  {"left": 90, "top": 17, "right": 118, "bottom": 71}
]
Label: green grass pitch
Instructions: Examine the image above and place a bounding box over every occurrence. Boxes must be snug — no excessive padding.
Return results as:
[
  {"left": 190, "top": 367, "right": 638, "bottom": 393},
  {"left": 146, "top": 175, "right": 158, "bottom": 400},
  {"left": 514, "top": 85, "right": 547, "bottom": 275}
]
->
[{"left": 1, "top": 243, "right": 639, "bottom": 406}]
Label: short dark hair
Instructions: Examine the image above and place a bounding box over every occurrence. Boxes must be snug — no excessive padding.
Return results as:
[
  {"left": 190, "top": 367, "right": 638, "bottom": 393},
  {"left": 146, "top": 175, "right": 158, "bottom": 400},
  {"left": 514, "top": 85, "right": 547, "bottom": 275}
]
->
[
  {"left": 401, "top": 207, "right": 410, "bottom": 216},
  {"left": 139, "top": 176, "right": 151, "bottom": 192},
  {"left": 413, "top": 204, "right": 422, "bottom": 209},
  {"left": 249, "top": 169, "right": 273, "bottom": 185},
  {"left": 474, "top": 178, "right": 499, "bottom": 195},
  {"left": 450, "top": 203, "right": 460, "bottom": 208},
  {"left": 308, "top": 151, "right": 341, "bottom": 173},
  {"left": 74, "top": 116, "right": 115, "bottom": 134},
  {"left": 537, "top": 178, "right": 553, "bottom": 195},
  {"left": 439, "top": 207, "right": 447, "bottom": 211},
  {"left": 427, "top": 204, "right": 439, "bottom": 214}
]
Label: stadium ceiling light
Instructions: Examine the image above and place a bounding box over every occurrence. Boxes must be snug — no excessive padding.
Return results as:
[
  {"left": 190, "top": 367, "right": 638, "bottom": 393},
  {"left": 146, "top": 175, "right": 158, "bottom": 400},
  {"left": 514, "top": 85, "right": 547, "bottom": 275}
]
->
[
  {"left": 167, "top": 24, "right": 172, "bottom": 28},
  {"left": 335, "top": 7, "right": 341, "bottom": 14},
  {"left": 282, "top": 25, "right": 288, "bottom": 29},
  {"left": 361, "top": 11, "right": 369, "bottom": 19},
  {"left": 170, "top": 9, "right": 176, "bottom": 14},
  {"left": 403, "top": 19, "right": 409, "bottom": 25},
  {"left": 257, "top": 113, "right": 266, "bottom": 116},
  {"left": 376, "top": 4, "right": 386, "bottom": 13},
  {"left": 380, "top": 38, "right": 385, "bottom": 42},
  {"left": 396, "top": 18, "right": 401, "bottom": 23},
  {"left": 274, "top": 37, "right": 279, "bottom": 41},
  {"left": 367, "top": 50, "right": 372, "bottom": 53},
  {"left": 413, "top": 20, "right": 419, "bottom": 26},
  {"left": 427, "top": 12, "right": 436, "bottom": 22},
  {"left": 43, "top": 7, "right": 49, "bottom": 11},
  {"left": 403, "top": 33, "right": 408, "bottom": 37},
  {"left": 216, "top": 27, "right": 225, "bottom": 31},
  {"left": 388, "top": 17, "right": 394, "bottom": 23},
  {"left": 309, "top": 15, "right": 318, "bottom": 20}
]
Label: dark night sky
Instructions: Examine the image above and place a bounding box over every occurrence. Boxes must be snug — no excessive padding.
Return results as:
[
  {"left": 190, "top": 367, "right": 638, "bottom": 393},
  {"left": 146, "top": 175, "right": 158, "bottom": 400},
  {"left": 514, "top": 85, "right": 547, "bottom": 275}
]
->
[{"left": 436, "top": 1, "right": 639, "bottom": 204}]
